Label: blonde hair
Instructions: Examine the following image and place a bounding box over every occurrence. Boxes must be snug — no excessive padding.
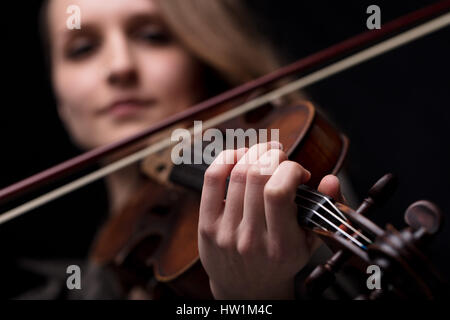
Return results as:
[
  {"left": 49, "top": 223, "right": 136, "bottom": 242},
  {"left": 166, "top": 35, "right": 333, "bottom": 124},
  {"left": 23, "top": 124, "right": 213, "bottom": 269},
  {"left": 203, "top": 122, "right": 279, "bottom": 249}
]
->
[{"left": 155, "top": 0, "right": 281, "bottom": 86}]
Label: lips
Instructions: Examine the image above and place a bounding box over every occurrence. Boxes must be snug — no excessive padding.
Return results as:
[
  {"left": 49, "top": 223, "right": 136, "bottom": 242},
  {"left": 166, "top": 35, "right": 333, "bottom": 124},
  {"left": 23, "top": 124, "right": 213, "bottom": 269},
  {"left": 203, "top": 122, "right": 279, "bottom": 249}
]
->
[{"left": 101, "top": 98, "right": 154, "bottom": 117}]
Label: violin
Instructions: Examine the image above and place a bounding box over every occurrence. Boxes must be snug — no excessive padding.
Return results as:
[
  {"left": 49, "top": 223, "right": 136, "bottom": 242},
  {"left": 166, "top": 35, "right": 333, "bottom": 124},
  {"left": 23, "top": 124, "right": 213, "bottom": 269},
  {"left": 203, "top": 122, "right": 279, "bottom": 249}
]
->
[
  {"left": 0, "top": 0, "right": 449, "bottom": 299},
  {"left": 88, "top": 104, "right": 446, "bottom": 300},
  {"left": 89, "top": 99, "right": 347, "bottom": 299}
]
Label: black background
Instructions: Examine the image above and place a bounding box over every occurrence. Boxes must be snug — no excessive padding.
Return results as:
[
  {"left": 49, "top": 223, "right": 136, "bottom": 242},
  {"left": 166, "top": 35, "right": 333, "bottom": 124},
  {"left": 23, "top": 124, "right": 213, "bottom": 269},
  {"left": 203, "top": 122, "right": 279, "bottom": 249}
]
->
[{"left": 0, "top": 0, "right": 448, "bottom": 299}]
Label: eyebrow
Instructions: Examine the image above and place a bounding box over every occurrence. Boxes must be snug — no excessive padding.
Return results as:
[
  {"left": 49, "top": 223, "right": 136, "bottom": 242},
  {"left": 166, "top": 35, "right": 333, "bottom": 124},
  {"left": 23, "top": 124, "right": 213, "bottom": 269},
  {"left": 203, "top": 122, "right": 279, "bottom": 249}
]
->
[
  {"left": 58, "top": 12, "right": 164, "bottom": 39},
  {"left": 124, "top": 13, "right": 166, "bottom": 30}
]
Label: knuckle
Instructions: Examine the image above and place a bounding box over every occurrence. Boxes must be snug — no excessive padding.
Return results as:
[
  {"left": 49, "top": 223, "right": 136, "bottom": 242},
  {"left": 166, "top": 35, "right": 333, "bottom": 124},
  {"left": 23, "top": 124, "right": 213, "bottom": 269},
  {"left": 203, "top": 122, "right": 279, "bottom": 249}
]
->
[
  {"left": 204, "top": 166, "right": 225, "bottom": 186},
  {"left": 264, "top": 184, "right": 287, "bottom": 203},
  {"left": 230, "top": 165, "right": 248, "bottom": 184},
  {"left": 251, "top": 142, "right": 268, "bottom": 154},
  {"left": 284, "top": 161, "right": 308, "bottom": 182},
  {"left": 236, "top": 239, "right": 252, "bottom": 257},
  {"left": 198, "top": 223, "right": 216, "bottom": 241},
  {"left": 216, "top": 233, "right": 234, "bottom": 251},
  {"left": 237, "top": 233, "right": 259, "bottom": 257},
  {"left": 215, "top": 149, "right": 236, "bottom": 165},
  {"left": 246, "top": 165, "right": 267, "bottom": 185}
]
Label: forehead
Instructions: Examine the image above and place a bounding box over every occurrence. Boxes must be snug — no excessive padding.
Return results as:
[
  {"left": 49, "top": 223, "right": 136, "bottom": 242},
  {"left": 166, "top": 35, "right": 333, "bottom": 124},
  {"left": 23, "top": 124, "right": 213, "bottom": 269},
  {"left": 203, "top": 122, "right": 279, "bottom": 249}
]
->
[{"left": 48, "top": 0, "right": 158, "bottom": 32}]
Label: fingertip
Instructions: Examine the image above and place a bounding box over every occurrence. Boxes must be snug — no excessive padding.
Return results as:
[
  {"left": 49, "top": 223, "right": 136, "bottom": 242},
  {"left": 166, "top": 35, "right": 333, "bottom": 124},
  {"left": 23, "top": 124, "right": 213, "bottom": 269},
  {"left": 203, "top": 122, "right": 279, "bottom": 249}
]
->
[
  {"left": 304, "top": 169, "right": 311, "bottom": 181},
  {"left": 297, "top": 163, "right": 311, "bottom": 183},
  {"left": 323, "top": 174, "right": 339, "bottom": 185},
  {"left": 318, "top": 175, "right": 341, "bottom": 199}
]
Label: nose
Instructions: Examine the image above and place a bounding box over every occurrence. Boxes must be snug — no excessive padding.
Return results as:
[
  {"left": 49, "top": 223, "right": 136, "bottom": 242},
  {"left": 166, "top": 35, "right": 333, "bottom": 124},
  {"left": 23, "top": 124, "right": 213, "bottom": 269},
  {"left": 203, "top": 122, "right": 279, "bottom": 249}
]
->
[{"left": 106, "top": 32, "right": 138, "bottom": 88}]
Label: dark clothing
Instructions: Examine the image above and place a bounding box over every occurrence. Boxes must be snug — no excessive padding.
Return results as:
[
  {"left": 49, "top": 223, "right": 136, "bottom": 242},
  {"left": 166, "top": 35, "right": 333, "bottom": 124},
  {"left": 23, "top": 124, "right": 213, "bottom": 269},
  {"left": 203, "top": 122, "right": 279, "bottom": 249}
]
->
[
  {"left": 13, "top": 245, "right": 360, "bottom": 300},
  {"left": 14, "top": 258, "right": 123, "bottom": 300}
]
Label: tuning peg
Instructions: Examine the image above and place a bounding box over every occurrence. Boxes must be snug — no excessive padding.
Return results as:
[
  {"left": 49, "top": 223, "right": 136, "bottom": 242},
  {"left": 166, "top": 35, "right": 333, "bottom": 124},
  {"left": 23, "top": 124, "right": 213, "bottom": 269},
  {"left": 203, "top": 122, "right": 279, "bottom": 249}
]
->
[
  {"left": 356, "top": 173, "right": 397, "bottom": 218},
  {"left": 367, "top": 173, "right": 398, "bottom": 207},
  {"left": 404, "top": 200, "right": 443, "bottom": 236}
]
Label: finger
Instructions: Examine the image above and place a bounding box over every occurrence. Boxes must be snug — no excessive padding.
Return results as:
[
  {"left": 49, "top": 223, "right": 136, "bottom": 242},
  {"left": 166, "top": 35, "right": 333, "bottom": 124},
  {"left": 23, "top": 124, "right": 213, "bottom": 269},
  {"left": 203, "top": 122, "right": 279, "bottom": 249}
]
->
[
  {"left": 238, "top": 141, "right": 283, "bottom": 166},
  {"left": 317, "top": 175, "right": 344, "bottom": 202},
  {"left": 223, "top": 141, "right": 282, "bottom": 229},
  {"left": 200, "top": 148, "right": 247, "bottom": 226},
  {"left": 264, "top": 161, "right": 311, "bottom": 241},
  {"left": 241, "top": 148, "right": 288, "bottom": 235}
]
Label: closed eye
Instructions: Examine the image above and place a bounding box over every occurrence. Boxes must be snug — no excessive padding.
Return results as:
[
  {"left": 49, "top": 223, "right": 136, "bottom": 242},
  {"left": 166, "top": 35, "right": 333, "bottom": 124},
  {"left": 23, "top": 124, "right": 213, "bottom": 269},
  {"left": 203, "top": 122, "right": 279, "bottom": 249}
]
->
[
  {"left": 130, "top": 24, "right": 171, "bottom": 46},
  {"left": 65, "top": 37, "right": 99, "bottom": 59}
]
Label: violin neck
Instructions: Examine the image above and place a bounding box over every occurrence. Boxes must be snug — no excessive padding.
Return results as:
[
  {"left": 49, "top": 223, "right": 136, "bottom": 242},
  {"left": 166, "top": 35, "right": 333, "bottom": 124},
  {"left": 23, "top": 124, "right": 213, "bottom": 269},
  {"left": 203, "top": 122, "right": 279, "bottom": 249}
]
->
[{"left": 169, "top": 162, "right": 351, "bottom": 235}]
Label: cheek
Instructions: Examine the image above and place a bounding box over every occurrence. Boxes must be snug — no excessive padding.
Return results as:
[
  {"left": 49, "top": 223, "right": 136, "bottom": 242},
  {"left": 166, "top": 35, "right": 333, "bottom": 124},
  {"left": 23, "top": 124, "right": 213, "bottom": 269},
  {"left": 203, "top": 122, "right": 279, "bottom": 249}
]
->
[
  {"left": 53, "top": 63, "right": 104, "bottom": 149},
  {"left": 139, "top": 49, "right": 204, "bottom": 110},
  {"left": 54, "top": 63, "right": 102, "bottom": 114}
]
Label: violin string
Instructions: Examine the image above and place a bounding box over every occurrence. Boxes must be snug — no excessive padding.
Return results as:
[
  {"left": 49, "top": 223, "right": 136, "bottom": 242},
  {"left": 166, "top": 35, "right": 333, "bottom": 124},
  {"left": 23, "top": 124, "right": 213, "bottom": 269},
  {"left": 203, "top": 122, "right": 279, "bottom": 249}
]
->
[
  {"left": 304, "top": 216, "right": 328, "bottom": 231},
  {"left": 298, "top": 204, "right": 367, "bottom": 249},
  {"left": 299, "top": 204, "right": 363, "bottom": 248},
  {"left": 178, "top": 160, "right": 372, "bottom": 245},
  {"left": 296, "top": 190, "right": 347, "bottom": 221},
  {"left": 299, "top": 187, "right": 347, "bottom": 221},
  {"left": 180, "top": 158, "right": 371, "bottom": 243},
  {"left": 0, "top": 13, "right": 448, "bottom": 225},
  {"left": 190, "top": 141, "right": 373, "bottom": 243},
  {"left": 296, "top": 193, "right": 372, "bottom": 244}
]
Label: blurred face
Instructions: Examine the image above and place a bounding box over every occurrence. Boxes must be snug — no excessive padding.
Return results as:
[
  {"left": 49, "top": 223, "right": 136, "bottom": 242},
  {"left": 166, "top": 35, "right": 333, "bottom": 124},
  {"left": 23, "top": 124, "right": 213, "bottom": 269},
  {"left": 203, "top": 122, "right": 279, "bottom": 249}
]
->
[{"left": 48, "top": 0, "right": 205, "bottom": 149}]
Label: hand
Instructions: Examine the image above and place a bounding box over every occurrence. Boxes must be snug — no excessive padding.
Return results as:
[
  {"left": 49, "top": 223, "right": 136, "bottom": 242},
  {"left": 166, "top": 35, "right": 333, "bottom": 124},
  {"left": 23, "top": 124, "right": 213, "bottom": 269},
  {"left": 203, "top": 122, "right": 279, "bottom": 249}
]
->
[{"left": 198, "top": 141, "right": 343, "bottom": 299}]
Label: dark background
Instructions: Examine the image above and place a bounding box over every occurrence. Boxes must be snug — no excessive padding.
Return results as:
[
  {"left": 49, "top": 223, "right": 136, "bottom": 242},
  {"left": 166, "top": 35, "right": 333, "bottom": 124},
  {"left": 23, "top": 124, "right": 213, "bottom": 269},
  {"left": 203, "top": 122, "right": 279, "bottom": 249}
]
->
[{"left": 0, "top": 0, "right": 448, "bottom": 298}]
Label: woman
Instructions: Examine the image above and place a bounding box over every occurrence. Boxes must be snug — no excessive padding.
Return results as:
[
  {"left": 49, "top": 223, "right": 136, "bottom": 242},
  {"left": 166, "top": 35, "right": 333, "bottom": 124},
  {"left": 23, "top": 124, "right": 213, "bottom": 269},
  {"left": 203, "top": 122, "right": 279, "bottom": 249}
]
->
[{"left": 36, "top": 0, "right": 344, "bottom": 299}]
